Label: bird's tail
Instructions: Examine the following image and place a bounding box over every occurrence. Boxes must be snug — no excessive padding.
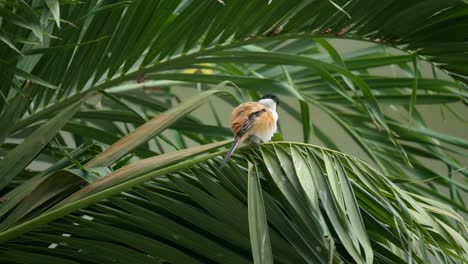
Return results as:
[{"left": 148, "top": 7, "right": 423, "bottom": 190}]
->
[{"left": 219, "top": 138, "right": 240, "bottom": 169}]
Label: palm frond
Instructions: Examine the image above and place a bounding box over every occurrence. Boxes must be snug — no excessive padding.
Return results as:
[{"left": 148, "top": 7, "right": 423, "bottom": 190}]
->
[
  {"left": 0, "top": 1, "right": 467, "bottom": 262},
  {"left": 0, "top": 143, "right": 466, "bottom": 263}
]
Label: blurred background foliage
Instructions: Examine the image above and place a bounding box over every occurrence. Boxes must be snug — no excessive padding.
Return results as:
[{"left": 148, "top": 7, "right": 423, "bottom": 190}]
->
[{"left": 0, "top": 0, "right": 467, "bottom": 263}]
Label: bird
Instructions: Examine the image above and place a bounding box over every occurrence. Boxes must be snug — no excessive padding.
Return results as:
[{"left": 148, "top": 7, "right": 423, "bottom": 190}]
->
[{"left": 220, "top": 94, "right": 279, "bottom": 168}]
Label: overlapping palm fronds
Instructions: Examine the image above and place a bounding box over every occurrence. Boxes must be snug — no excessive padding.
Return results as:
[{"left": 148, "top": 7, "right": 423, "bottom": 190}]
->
[{"left": 0, "top": 0, "right": 467, "bottom": 263}]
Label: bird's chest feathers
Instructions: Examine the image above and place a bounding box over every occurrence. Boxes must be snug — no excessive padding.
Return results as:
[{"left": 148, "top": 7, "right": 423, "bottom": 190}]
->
[
  {"left": 272, "top": 110, "right": 278, "bottom": 125},
  {"left": 251, "top": 108, "right": 278, "bottom": 143}
]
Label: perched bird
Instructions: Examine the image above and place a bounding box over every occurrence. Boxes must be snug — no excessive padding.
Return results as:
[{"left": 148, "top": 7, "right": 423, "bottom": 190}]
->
[{"left": 220, "top": 94, "right": 279, "bottom": 168}]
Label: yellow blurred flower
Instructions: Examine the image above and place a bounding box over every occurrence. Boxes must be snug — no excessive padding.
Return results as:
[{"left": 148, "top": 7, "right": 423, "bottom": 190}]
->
[{"left": 182, "top": 63, "right": 213, "bottom": 74}]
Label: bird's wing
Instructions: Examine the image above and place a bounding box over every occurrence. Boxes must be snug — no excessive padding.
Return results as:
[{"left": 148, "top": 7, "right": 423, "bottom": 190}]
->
[
  {"left": 231, "top": 102, "right": 269, "bottom": 140},
  {"left": 231, "top": 102, "right": 274, "bottom": 141},
  {"left": 248, "top": 109, "right": 275, "bottom": 136}
]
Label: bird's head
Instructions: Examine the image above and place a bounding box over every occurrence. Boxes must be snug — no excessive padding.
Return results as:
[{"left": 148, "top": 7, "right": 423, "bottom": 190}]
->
[{"left": 258, "top": 94, "right": 279, "bottom": 110}]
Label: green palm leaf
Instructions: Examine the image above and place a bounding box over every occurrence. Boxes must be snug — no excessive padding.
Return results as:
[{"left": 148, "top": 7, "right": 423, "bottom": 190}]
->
[
  {"left": 0, "top": 143, "right": 466, "bottom": 263},
  {"left": 0, "top": 1, "right": 467, "bottom": 263}
]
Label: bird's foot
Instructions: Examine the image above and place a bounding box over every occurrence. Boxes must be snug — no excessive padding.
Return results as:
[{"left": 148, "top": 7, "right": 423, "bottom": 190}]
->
[{"left": 249, "top": 135, "right": 264, "bottom": 146}]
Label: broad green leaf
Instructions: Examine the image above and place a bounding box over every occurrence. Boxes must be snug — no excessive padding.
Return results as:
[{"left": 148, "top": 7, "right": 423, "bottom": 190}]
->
[
  {"left": 333, "top": 154, "right": 373, "bottom": 264},
  {"left": 109, "top": 197, "right": 250, "bottom": 264},
  {"left": 0, "top": 30, "right": 21, "bottom": 54},
  {"left": 0, "top": 249, "right": 79, "bottom": 264},
  {"left": 73, "top": 110, "right": 231, "bottom": 136},
  {"left": 28, "top": 232, "right": 153, "bottom": 264},
  {"left": 65, "top": 215, "right": 202, "bottom": 263},
  {"left": 247, "top": 162, "right": 273, "bottom": 264},
  {"left": 0, "top": 145, "right": 94, "bottom": 220},
  {"left": 290, "top": 145, "right": 318, "bottom": 208},
  {"left": 56, "top": 140, "right": 231, "bottom": 207},
  {"left": 44, "top": 0, "right": 60, "bottom": 27},
  {"left": 12, "top": 68, "right": 58, "bottom": 90},
  {"left": 0, "top": 100, "right": 83, "bottom": 190},
  {"left": 0, "top": 143, "right": 466, "bottom": 263},
  {"left": 85, "top": 89, "right": 227, "bottom": 168},
  {"left": 0, "top": 85, "right": 34, "bottom": 144},
  {"left": 134, "top": 185, "right": 251, "bottom": 250},
  {"left": 0, "top": 171, "right": 81, "bottom": 231},
  {"left": 314, "top": 151, "right": 364, "bottom": 264}
]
